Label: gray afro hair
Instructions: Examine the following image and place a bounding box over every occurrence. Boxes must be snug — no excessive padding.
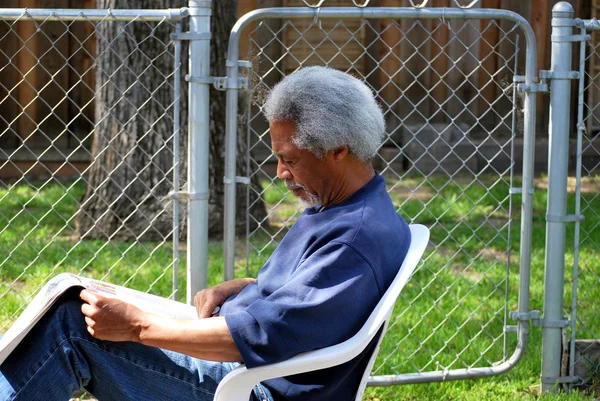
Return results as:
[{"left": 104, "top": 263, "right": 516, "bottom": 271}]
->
[{"left": 263, "top": 66, "right": 385, "bottom": 161}]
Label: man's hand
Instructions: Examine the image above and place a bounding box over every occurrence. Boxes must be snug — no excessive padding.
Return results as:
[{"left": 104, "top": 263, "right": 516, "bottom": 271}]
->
[
  {"left": 194, "top": 278, "right": 256, "bottom": 319},
  {"left": 80, "top": 290, "right": 147, "bottom": 342}
]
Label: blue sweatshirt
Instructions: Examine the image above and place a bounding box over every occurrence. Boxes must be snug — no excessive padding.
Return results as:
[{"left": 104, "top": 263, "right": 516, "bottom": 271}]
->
[{"left": 222, "top": 174, "right": 411, "bottom": 401}]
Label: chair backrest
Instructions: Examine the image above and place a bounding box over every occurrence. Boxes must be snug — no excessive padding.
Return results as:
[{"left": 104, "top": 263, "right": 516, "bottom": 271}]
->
[{"left": 213, "top": 224, "right": 430, "bottom": 401}]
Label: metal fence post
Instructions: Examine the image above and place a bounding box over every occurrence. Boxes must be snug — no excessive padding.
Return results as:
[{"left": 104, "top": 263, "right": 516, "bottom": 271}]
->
[
  {"left": 187, "top": 0, "right": 212, "bottom": 302},
  {"left": 541, "top": 1, "right": 575, "bottom": 392}
]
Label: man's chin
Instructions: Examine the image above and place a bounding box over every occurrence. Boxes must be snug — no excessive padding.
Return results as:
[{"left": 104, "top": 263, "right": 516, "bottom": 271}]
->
[{"left": 297, "top": 194, "right": 321, "bottom": 209}]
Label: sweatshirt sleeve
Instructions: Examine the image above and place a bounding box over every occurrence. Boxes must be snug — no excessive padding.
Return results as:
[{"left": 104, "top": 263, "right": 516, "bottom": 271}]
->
[{"left": 224, "top": 241, "right": 381, "bottom": 368}]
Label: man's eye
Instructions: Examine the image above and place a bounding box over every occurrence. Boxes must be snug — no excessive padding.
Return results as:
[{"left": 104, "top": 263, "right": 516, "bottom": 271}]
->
[{"left": 284, "top": 160, "right": 294, "bottom": 166}]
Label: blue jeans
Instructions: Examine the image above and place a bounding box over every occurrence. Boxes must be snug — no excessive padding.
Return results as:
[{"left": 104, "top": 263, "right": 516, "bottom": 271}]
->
[{"left": 0, "top": 290, "right": 274, "bottom": 401}]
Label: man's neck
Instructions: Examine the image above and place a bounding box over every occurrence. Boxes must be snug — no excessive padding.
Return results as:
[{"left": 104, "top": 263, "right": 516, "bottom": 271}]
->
[{"left": 322, "top": 163, "right": 375, "bottom": 207}]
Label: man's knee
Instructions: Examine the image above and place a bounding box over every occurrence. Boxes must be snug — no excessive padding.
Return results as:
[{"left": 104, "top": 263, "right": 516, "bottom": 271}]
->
[{"left": 41, "top": 287, "right": 88, "bottom": 338}]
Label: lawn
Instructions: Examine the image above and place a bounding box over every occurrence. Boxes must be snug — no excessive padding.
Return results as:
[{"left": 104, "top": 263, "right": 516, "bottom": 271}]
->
[{"left": 0, "top": 174, "right": 599, "bottom": 400}]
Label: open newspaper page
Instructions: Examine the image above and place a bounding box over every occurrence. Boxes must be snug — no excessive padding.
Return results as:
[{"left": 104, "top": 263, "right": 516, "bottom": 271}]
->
[{"left": 0, "top": 273, "right": 197, "bottom": 365}]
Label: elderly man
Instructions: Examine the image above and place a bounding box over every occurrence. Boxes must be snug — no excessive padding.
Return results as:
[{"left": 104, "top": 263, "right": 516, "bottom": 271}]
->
[{"left": 0, "top": 66, "right": 410, "bottom": 401}]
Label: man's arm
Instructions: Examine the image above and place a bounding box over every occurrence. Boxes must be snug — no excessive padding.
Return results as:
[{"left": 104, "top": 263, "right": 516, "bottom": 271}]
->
[
  {"left": 78, "top": 278, "right": 256, "bottom": 362},
  {"left": 138, "top": 313, "right": 242, "bottom": 362}
]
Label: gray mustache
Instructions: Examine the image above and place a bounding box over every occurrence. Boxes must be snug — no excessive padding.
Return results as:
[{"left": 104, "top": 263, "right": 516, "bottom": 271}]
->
[{"left": 285, "top": 181, "right": 305, "bottom": 191}]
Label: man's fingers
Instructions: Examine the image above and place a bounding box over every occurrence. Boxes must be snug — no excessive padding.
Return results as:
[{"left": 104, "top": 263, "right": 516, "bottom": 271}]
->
[
  {"left": 81, "top": 302, "right": 95, "bottom": 317},
  {"left": 194, "top": 291, "right": 204, "bottom": 311},
  {"left": 194, "top": 288, "right": 226, "bottom": 318},
  {"left": 198, "top": 303, "right": 214, "bottom": 319},
  {"left": 79, "top": 289, "right": 98, "bottom": 304},
  {"left": 84, "top": 316, "right": 96, "bottom": 328}
]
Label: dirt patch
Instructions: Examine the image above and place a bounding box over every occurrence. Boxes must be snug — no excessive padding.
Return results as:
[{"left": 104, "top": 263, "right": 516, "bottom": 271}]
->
[
  {"left": 434, "top": 245, "right": 510, "bottom": 283},
  {"left": 535, "top": 176, "right": 600, "bottom": 193},
  {"left": 479, "top": 248, "right": 510, "bottom": 264},
  {"left": 388, "top": 184, "right": 434, "bottom": 201}
]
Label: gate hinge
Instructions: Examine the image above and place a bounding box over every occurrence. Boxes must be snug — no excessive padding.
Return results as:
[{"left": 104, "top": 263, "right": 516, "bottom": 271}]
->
[
  {"left": 510, "top": 310, "right": 541, "bottom": 322},
  {"left": 509, "top": 187, "right": 534, "bottom": 195},
  {"left": 165, "top": 191, "right": 209, "bottom": 202},
  {"left": 514, "top": 76, "right": 548, "bottom": 93},
  {"left": 539, "top": 70, "right": 580, "bottom": 80},
  {"left": 170, "top": 32, "right": 211, "bottom": 41},
  {"left": 550, "top": 34, "right": 591, "bottom": 42},
  {"left": 226, "top": 60, "right": 252, "bottom": 69},
  {"left": 511, "top": 310, "right": 571, "bottom": 328},
  {"left": 515, "top": 70, "right": 580, "bottom": 94},
  {"left": 223, "top": 176, "right": 251, "bottom": 185},
  {"left": 185, "top": 75, "right": 248, "bottom": 90},
  {"left": 546, "top": 213, "right": 585, "bottom": 223}
]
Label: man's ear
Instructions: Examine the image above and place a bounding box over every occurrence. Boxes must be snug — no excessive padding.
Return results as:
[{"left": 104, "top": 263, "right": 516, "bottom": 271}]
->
[{"left": 332, "top": 146, "right": 349, "bottom": 162}]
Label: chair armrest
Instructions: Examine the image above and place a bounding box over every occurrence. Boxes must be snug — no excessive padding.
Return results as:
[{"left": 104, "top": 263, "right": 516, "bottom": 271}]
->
[{"left": 214, "top": 323, "right": 384, "bottom": 401}]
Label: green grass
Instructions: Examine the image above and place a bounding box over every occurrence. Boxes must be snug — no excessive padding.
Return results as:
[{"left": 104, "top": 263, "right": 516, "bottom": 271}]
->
[{"left": 1, "top": 175, "right": 599, "bottom": 400}]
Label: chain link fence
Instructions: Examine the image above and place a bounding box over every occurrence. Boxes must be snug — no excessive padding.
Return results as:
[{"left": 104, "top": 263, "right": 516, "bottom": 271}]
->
[
  {"left": 0, "top": 9, "right": 185, "bottom": 333},
  {"left": 240, "top": 10, "right": 530, "bottom": 378}
]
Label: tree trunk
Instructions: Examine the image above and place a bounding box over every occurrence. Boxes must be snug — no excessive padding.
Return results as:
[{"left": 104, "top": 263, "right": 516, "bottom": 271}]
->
[{"left": 76, "top": 0, "right": 266, "bottom": 241}]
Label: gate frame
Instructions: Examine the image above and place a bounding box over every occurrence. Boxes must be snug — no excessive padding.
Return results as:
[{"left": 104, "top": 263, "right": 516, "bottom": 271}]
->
[{"left": 222, "top": 6, "right": 539, "bottom": 385}]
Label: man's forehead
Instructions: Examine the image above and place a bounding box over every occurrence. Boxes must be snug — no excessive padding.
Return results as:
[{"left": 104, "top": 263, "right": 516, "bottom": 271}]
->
[
  {"left": 269, "top": 120, "right": 297, "bottom": 152},
  {"left": 271, "top": 138, "right": 294, "bottom": 157}
]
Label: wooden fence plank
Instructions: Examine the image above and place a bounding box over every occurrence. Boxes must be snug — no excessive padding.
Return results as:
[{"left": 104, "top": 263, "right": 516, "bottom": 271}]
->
[
  {"left": 478, "top": 0, "right": 501, "bottom": 130},
  {"left": 0, "top": 0, "right": 21, "bottom": 149},
  {"left": 17, "top": 0, "right": 38, "bottom": 149}
]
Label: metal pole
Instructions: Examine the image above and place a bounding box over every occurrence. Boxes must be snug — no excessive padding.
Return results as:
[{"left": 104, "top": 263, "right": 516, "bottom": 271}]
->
[
  {"left": 569, "top": 23, "right": 587, "bottom": 380},
  {"left": 187, "top": 0, "right": 212, "bottom": 302},
  {"left": 173, "top": 22, "right": 182, "bottom": 302},
  {"left": 541, "top": 1, "right": 574, "bottom": 392},
  {"left": 223, "top": 56, "right": 239, "bottom": 282}
]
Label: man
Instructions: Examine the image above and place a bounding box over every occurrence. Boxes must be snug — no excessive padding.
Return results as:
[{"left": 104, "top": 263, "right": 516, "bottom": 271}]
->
[{"left": 0, "top": 66, "right": 411, "bottom": 401}]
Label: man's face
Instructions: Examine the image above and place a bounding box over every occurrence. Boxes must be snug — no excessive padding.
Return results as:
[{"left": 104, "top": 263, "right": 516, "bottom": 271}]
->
[{"left": 270, "top": 120, "right": 335, "bottom": 208}]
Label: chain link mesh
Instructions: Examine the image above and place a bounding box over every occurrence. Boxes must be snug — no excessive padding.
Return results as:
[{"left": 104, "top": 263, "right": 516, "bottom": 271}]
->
[
  {"left": 568, "top": 24, "right": 600, "bottom": 391},
  {"left": 0, "top": 11, "right": 184, "bottom": 333},
  {"left": 243, "top": 15, "right": 525, "bottom": 375}
]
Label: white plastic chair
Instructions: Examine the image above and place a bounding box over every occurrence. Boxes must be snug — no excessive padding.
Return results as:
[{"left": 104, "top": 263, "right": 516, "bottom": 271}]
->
[{"left": 214, "top": 224, "right": 429, "bottom": 401}]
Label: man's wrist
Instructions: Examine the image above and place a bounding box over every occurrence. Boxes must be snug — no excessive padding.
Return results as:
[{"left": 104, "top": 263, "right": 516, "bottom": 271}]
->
[{"left": 137, "top": 311, "right": 155, "bottom": 344}]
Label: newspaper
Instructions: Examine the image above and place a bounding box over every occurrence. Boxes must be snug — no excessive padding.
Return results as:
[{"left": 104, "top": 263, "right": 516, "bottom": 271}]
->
[{"left": 0, "top": 273, "right": 197, "bottom": 365}]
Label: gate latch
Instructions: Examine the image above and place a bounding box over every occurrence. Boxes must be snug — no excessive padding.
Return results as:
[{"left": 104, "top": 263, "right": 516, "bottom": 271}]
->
[
  {"left": 514, "top": 76, "right": 548, "bottom": 93},
  {"left": 185, "top": 60, "right": 251, "bottom": 91},
  {"left": 185, "top": 75, "right": 248, "bottom": 90},
  {"left": 510, "top": 310, "right": 541, "bottom": 323},
  {"left": 510, "top": 310, "right": 571, "bottom": 328},
  {"left": 516, "top": 70, "right": 580, "bottom": 94}
]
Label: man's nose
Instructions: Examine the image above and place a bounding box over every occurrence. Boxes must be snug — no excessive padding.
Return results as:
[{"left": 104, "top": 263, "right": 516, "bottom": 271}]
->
[{"left": 276, "top": 159, "right": 291, "bottom": 180}]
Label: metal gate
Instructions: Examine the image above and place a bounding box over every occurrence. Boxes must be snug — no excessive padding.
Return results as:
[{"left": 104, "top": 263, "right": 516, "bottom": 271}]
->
[{"left": 222, "top": 6, "right": 538, "bottom": 384}]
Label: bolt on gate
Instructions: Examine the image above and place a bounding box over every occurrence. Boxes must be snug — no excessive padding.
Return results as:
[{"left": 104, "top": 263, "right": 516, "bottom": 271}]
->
[{"left": 222, "top": 5, "right": 539, "bottom": 385}]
